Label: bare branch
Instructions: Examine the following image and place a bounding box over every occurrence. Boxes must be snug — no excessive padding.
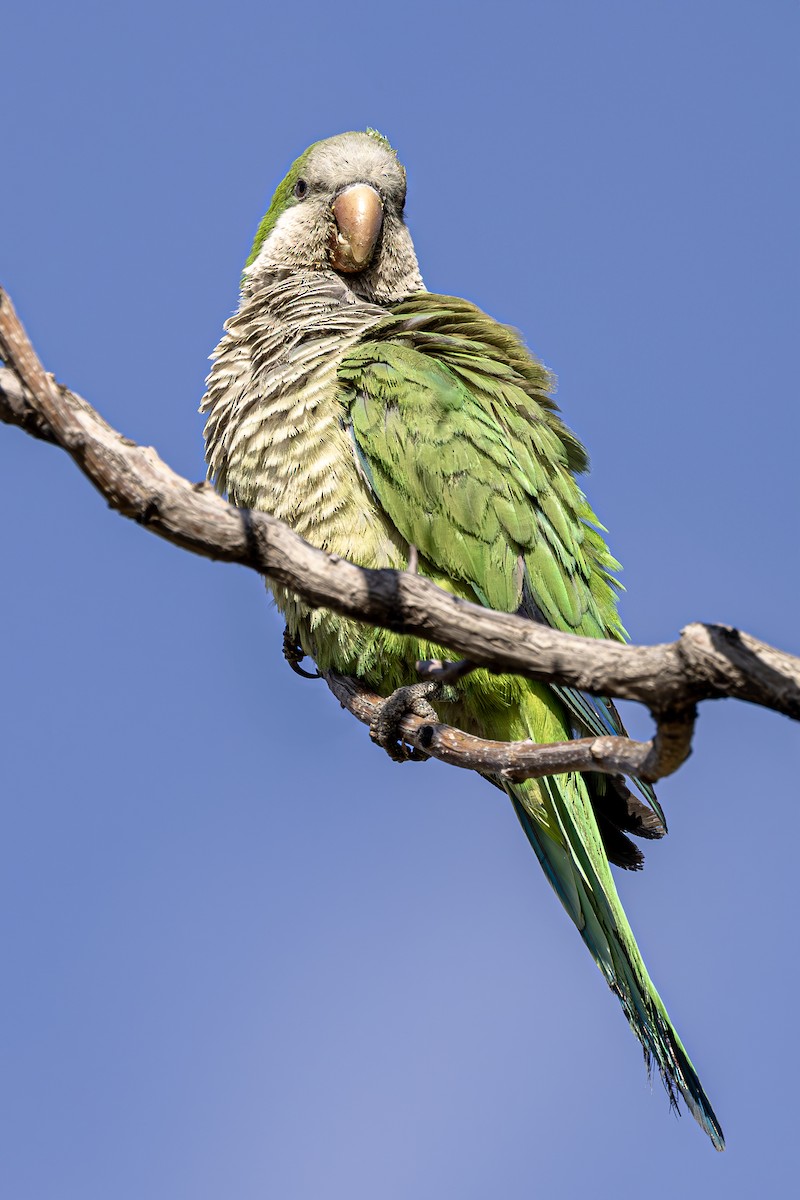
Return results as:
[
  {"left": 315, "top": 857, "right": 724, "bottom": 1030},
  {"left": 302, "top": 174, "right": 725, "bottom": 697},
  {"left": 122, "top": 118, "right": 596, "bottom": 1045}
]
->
[{"left": 3, "top": 284, "right": 800, "bottom": 771}]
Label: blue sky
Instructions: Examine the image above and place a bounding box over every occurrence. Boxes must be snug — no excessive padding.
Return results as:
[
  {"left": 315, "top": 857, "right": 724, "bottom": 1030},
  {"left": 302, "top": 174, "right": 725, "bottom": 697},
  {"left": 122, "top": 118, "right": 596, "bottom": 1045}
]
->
[{"left": 1, "top": 2, "right": 798, "bottom": 1196}]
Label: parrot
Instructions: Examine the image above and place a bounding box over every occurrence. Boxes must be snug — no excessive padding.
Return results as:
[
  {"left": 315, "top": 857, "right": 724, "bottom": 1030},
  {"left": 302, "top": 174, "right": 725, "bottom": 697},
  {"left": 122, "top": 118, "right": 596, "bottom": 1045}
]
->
[{"left": 201, "top": 129, "right": 724, "bottom": 1150}]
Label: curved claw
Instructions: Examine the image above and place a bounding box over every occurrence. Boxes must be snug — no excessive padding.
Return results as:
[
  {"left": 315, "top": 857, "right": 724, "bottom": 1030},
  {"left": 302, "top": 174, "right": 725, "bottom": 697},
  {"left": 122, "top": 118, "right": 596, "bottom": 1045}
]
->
[
  {"left": 369, "top": 681, "right": 441, "bottom": 763},
  {"left": 282, "top": 626, "right": 320, "bottom": 679}
]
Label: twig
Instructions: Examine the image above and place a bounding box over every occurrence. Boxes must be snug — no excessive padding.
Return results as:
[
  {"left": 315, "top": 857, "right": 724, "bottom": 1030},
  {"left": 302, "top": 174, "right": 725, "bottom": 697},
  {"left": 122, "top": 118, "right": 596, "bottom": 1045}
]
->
[{"left": 323, "top": 671, "right": 694, "bottom": 783}]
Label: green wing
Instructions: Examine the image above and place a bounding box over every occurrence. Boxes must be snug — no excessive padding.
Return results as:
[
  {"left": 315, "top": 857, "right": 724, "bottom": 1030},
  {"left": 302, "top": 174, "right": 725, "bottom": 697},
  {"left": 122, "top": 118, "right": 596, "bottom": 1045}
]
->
[
  {"left": 339, "top": 294, "right": 624, "bottom": 641},
  {"left": 339, "top": 294, "right": 664, "bottom": 830}
]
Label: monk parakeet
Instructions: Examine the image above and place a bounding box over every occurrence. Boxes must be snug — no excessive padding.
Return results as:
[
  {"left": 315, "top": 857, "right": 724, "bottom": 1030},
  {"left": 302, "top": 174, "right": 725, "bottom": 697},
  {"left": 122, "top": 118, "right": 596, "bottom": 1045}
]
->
[{"left": 201, "top": 130, "right": 723, "bottom": 1149}]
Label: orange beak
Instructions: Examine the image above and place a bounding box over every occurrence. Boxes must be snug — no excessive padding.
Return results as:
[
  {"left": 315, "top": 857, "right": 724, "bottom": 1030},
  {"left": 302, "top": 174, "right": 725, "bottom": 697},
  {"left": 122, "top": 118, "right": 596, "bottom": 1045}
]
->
[{"left": 330, "top": 184, "right": 384, "bottom": 272}]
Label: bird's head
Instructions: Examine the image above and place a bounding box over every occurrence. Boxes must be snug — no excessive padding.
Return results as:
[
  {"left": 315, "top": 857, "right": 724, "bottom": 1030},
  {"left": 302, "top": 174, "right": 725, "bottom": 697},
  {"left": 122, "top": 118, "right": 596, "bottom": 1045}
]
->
[{"left": 242, "top": 130, "right": 424, "bottom": 304}]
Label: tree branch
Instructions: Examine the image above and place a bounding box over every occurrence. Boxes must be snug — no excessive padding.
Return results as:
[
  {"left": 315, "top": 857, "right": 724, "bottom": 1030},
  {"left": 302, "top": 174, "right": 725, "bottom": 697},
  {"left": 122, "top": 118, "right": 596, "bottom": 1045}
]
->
[
  {"left": 323, "top": 670, "right": 696, "bottom": 783},
  {"left": 2, "top": 284, "right": 799, "bottom": 786}
]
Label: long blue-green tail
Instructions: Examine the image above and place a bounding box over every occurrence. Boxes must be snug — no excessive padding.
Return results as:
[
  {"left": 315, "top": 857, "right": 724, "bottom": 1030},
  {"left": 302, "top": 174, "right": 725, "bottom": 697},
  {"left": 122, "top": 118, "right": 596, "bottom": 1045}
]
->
[{"left": 508, "top": 747, "right": 724, "bottom": 1150}]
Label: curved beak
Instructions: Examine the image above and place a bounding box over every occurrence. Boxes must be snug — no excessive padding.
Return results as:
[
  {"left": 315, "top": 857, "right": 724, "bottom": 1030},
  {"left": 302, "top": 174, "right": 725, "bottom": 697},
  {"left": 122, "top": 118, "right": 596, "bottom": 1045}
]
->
[{"left": 330, "top": 184, "right": 383, "bottom": 272}]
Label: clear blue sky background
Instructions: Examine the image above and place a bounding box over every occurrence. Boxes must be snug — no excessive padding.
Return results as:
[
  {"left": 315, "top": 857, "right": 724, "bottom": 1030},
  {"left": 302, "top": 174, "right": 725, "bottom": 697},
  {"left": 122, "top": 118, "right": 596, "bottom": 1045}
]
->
[{"left": 2, "top": 2, "right": 798, "bottom": 1196}]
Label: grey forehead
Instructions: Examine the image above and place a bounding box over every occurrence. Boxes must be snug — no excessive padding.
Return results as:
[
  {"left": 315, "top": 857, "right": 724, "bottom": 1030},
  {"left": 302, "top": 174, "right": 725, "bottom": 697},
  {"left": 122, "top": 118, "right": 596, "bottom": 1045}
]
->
[{"left": 307, "top": 134, "right": 405, "bottom": 199}]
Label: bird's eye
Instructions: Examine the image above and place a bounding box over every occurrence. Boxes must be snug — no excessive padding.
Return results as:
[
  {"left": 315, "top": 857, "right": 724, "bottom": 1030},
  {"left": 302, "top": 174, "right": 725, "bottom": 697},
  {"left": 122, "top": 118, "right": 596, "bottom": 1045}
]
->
[{"left": 294, "top": 179, "right": 308, "bottom": 200}]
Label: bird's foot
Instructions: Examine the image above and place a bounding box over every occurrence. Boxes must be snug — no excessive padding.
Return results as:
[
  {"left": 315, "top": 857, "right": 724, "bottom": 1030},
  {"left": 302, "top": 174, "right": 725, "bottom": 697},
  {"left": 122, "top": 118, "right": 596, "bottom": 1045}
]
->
[
  {"left": 369, "top": 681, "right": 442, "bottom": 763},
  {"left": 282, "top": 626, "right": 320, "bottom": 679}
]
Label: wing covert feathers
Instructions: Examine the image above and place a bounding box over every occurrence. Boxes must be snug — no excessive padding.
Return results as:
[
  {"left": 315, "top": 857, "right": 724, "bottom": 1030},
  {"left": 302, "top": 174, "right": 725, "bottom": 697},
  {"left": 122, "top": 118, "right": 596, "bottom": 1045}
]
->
[{"left": 340, "top": 294, "right": 624, "bottom": 638}]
